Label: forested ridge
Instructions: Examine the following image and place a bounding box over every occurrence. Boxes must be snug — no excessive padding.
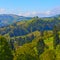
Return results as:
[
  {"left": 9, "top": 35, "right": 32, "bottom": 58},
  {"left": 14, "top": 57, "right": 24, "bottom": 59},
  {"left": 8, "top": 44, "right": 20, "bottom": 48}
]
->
[{"left": 0, "top": 15, "right": 60, "bottom": 60}]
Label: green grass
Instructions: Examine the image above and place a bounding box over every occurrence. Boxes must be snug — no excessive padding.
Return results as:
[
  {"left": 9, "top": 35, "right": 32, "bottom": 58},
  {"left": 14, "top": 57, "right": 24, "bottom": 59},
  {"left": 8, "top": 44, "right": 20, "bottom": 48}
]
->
[{"left": 44, "top": 37, "right": 54, "bottom": 49}]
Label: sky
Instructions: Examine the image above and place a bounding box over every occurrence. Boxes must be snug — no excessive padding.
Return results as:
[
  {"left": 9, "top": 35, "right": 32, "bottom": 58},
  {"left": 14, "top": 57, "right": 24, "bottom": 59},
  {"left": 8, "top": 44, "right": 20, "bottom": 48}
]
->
[{"left": 0, "top": 0, "right": 60, "bottom": 17}]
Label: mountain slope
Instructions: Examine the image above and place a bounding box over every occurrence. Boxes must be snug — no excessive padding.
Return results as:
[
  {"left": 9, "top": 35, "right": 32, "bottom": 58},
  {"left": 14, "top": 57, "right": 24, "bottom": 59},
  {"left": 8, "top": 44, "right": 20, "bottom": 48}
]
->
[
  {"left": 0, "top": 15, "right": 60, "bottom": 37},
  {"left": 0, "top": 14, "right": 32, "bottom": 27}
]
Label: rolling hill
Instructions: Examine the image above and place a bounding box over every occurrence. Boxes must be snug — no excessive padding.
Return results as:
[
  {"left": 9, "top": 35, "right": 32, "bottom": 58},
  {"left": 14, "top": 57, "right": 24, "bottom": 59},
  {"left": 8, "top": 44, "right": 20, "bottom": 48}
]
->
[
  {"left": 0, "top": 14, "right": 60, "bottom": 60},
  {"left": 0, "top": 14, "right": 32, "bottom": 27},
  {"left": 0, "top": 14, "right": 60, "bottom": 37}
]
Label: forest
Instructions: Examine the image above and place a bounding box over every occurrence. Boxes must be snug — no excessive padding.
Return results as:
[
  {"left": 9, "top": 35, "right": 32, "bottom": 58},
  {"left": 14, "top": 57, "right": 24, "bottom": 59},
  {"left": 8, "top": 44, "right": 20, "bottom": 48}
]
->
[{"left": 0, "top": 15, "right": 60, "bottom": 60}]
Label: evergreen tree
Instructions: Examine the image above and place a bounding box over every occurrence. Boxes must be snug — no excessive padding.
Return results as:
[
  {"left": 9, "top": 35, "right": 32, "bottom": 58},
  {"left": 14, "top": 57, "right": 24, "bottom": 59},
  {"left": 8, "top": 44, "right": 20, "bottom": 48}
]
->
[
  {"left": 10, "top": 39, "right": 15, "bottom": 50},
  {"left": 0, "top": 36, "right": 13, "bottom": 60},
  {"left": 36, "top": 31, "right": 45, "bottom": 56},
  {"left": 36, "top": 38, "right": 45, "bottom": 56},
  {"left": 53, "top": 25, "right": 60, "bottom": 49}
]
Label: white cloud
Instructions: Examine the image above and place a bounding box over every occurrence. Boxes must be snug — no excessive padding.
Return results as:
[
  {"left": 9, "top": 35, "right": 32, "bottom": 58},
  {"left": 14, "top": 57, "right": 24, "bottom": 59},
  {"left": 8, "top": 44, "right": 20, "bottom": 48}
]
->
[
  {"left": 18, "top": 12, "right": 31, "bottom": 16},
  {"left": 43, "top": 11, "right": 51, "bottom": 15},
  {"left": 18, "top": 11, "right": 52, "bottom": 17},
  {"left": 0, "top": 7, "right": 60, "bottom": 17},
  {"left": 50, "top": 7, "right": 60, "bottom": 15},
  {"left": 18, "top": 7, "right": 60, "bottom": 17},
  {"left": 0, "top": 8, "right": 5, "bottom": 14}
]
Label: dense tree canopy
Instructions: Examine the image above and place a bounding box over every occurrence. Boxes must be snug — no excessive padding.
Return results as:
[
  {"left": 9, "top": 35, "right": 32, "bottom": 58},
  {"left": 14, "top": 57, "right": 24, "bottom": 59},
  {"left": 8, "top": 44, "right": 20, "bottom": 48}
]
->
[
  {"left": 0, "top": 36, "right": 13, "bottom": 60},
  {"left": 0, "top": 15, "right": 60, "bottom": 60}
]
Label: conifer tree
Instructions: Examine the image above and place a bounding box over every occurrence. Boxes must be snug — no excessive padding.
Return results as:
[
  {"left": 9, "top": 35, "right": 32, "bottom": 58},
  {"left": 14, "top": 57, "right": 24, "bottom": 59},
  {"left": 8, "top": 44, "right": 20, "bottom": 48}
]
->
[
  {"left": 0, "top": 36, "right": 13, "bottom": 60},
  {"left": 53, "top": 25, "right": 60, "bottom": 49}
]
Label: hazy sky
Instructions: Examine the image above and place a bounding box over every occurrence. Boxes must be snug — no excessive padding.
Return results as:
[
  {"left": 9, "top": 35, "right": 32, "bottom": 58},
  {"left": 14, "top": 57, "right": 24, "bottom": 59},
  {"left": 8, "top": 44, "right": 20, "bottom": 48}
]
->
[{"left": 0, "top": 0, "right": 60, "bottom": 17}]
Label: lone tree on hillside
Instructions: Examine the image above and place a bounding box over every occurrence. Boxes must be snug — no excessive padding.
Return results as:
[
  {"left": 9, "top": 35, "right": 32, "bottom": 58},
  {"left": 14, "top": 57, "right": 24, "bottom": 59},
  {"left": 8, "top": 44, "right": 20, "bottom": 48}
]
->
[
  {"left": 53, "top": 25, "right": 60, "bottom": 49},
  {"left": 36, "top": 31, "right": 45, "bottom": 56}
]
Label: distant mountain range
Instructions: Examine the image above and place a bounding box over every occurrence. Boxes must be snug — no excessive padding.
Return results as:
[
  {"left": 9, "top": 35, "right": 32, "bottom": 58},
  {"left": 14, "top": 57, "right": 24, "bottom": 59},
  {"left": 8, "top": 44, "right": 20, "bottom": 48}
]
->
[
  {"left": 0, "top": 14, "right": 32, "bottom": 27},
  {"left": 0, "top": 14, "right": 60, "bottom": 37}
]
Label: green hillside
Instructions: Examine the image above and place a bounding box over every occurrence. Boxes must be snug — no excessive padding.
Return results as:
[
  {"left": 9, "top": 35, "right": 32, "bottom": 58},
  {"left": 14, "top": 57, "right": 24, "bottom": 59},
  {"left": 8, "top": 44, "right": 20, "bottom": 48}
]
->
[
  {"left": 0, "top": 15, "right": 60, "bottom": 37},
  {"left": 0, "top": 15, "right": 60, "bottom": 60}
]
